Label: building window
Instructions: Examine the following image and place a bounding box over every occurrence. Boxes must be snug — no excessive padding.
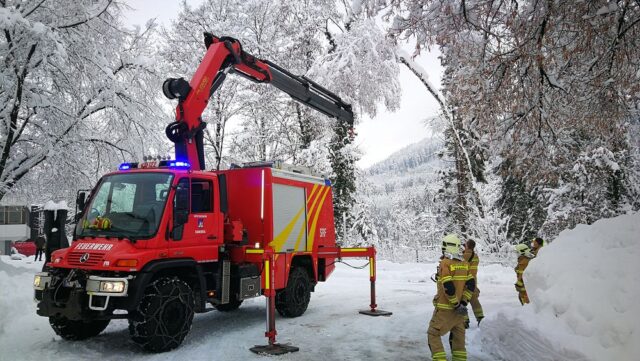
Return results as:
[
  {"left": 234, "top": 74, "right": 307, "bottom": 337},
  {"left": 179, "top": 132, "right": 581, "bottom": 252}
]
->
[{"left": 0, "top": 206, "right": 27, "bottom": 225}]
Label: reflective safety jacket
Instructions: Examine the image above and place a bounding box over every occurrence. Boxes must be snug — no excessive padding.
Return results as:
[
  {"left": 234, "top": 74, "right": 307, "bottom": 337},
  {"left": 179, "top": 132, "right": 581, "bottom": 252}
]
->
[
  {"left": 531, "top": 244, "right": 542, "bottom": 257},
  {"left": 463, "top": 249, "right": 479, "bottom": 280},
  {"left": 433, "top": 257, "right": 476, "bottom": 310},
  {"left": 514, "top": 256, "right": 530, "bottom": 291}
]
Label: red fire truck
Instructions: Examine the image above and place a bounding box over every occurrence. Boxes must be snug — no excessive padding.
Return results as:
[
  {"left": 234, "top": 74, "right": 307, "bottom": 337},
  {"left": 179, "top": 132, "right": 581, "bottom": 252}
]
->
[{"left": 33, "top": 33, "right": 388, "bottom": 354}]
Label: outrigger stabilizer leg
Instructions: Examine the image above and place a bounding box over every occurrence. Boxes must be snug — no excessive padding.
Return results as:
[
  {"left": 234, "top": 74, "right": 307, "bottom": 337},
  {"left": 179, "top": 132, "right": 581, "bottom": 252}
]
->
[
  {"left": 317, "top": 247, "right": 392, "bottom": 316},
  {"left": 249, "top": 247, "right": 299, "bottom": 355},
  {"left": 358, "top": 254, "right": 392, "bottom": 317}
]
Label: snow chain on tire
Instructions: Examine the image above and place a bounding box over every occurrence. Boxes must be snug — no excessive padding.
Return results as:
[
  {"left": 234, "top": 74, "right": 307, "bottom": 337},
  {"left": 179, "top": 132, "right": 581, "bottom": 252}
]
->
[
  {"left": 275, "top": 267, "right": 312, "bottom": 318},
  {"left": 129, "top": 277, "right": 195, "bottom": 353}
]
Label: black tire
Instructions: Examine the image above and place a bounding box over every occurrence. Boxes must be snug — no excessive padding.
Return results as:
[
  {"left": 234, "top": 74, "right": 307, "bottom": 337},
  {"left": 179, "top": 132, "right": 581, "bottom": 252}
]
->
[
  {"left": 49, "top": 316, "right": 110, "bottom": 340},
  {"left": 128, "top": 277, "right": 195, "bottom": 353},
  {"left": 276, "top": 267, "right": 312, "bottom": 318},
  {"left": 214, "top": 295, "right": 243, "bottom": 312}
]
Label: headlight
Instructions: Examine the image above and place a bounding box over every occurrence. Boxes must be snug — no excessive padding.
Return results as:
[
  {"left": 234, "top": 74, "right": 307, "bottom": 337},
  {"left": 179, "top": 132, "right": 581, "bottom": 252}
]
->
[
  {"left": 33, "top": 272, "right": 51, "bottom": 291},
  {"left": 86, "top": 276, "right": 129, "bottom": 296},
  {"left": 99, "top": 281, "right": 125, "bottom": 293}
]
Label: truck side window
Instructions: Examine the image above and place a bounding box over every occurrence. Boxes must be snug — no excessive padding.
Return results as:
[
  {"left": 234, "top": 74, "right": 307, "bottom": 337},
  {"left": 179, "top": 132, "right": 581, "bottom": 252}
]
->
[{"left": 191, "top": 179, "right": 213, "bottom": 213}]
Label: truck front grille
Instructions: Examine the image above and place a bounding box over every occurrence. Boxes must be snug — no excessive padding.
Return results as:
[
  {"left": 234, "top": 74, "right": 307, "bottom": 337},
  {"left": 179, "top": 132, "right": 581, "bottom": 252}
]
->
[{"left": 67, "top": 251, "right": 105, "bottom": 267}]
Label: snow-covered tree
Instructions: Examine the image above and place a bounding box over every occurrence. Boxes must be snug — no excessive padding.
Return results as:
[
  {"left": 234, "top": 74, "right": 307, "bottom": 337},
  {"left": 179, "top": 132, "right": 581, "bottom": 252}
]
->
[
  {"left": 365, "top": 0, "right": 640, "bottom": 238},
  {"left": 0, "top": 0, "right": 163, "bottom": 203}
]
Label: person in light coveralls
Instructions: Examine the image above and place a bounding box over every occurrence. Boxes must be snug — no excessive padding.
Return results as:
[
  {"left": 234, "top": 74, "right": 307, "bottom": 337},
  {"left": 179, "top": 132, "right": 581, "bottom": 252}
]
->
[{"left": 428, "top": 234, "right": 476, "bottom": 361}]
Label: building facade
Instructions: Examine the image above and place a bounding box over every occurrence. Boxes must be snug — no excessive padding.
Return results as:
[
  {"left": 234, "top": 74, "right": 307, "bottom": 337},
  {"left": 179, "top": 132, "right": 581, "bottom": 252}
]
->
[{"left": 0, "top": 206, "right": 31, "bottom": 255}]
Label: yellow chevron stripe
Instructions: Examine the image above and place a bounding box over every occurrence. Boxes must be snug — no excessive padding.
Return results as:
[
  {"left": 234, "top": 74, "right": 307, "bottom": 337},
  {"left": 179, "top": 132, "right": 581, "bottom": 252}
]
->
[
  {"left": 306, "top": 185, "right": 324, "bottom": 223},
  {"left": 307, "top": 184, "right": 319, "bottom": 205},
  {"left": 293, "top": 216, "right": 307, "bottom": 251},
  {"left": 307, "top": 187, "right": 330, "bottom": 250},
  {"left": 269, "top": 206, "right": 305, "bottom": 252}
]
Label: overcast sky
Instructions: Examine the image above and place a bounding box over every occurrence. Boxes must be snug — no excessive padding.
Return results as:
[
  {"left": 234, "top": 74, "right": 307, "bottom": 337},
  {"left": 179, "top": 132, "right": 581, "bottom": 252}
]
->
[{"left": 123, "top": 0, "right": 443, "bottom": 168}]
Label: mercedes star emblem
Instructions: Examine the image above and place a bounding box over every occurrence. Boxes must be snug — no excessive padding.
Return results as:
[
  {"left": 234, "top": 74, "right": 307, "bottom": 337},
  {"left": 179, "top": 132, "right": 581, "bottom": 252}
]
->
[{"left": 79, "top": 253, "right": 90, "bottom": 263}]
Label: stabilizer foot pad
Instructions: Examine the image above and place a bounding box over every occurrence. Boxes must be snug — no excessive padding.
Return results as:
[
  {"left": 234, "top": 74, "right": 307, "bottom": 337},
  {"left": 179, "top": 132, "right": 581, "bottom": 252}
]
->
[
  {"left": 250, "top": 343, "right": 299, "bottom": 355},
  {"left": 359, "top": 309, "right": 393, "bottom": 317}
]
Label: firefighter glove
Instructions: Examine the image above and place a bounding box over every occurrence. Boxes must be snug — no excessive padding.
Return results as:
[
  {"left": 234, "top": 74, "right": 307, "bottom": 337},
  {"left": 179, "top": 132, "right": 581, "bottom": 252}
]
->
[
  {"left": 514, "top": 283, "right": 525, "bottom": 292},
  {"left": 454, "top": 302, "right": 468, "bottom": 316}
]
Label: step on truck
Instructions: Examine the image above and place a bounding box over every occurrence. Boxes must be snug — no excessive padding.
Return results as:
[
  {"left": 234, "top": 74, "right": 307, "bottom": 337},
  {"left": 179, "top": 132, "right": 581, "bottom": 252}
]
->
[{"left": 33, "top": 33, "right": 389, "bottom": 353}]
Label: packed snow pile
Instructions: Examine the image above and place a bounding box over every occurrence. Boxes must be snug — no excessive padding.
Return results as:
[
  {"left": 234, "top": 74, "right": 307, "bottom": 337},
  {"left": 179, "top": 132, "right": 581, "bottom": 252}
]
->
[
  {"left": 9, "top": 246, "right": 26, "bottom": 260},
  {"left": 480, "top": 212, "right": 640, "bottom": 361},
  {"left": 43, "top": 200, "right": 69, "bottom": 210}
]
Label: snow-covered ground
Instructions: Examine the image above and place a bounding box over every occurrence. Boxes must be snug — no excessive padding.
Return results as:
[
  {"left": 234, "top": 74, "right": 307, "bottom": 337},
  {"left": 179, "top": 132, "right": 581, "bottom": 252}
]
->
[
  {"left": 0, "top": 213, "right": 637, "bottom": 360},
  {"left": 0, "top": 256, "right": 514, "bottom": 361}
]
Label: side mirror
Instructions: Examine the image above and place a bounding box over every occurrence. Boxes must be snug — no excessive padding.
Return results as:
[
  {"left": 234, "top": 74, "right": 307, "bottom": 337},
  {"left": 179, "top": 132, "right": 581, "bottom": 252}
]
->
[
  {"left": 74, "top": 191, "right": 89, "bottom": 222},
  {"left": 76, "top": 191, "right": 87, "bottom": 210},
  {"left": 172, "top": 179, "right": 190, "bottom": 240},
  {"left": 174, "top": 209, "right": 189, "bottom": 226}
]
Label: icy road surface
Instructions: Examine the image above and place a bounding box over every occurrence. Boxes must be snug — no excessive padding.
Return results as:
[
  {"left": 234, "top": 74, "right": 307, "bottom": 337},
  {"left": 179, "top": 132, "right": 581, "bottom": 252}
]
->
[{"left": 0, "top": 256, "right": 585, "bottom": 361}]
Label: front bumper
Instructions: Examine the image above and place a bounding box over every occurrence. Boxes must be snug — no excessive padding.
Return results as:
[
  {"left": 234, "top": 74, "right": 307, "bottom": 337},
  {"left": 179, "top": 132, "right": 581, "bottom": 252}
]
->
[{"left": 34, "top": 271, "right": 133, "bottom": 319}]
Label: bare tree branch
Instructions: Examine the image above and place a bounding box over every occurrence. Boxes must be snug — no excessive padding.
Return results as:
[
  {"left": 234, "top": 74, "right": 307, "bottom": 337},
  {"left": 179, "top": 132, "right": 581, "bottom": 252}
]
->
[{"left": 57, "top": 0, "right": 113, "bottom": 29}]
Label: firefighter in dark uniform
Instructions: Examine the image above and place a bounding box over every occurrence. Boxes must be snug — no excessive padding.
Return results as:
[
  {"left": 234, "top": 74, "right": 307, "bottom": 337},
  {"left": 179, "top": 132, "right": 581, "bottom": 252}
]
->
[
  {"left": 463, "top": 239, "right": 483, "bottom": 328},
  {"left": 428, "top": 234, "right": 476, "bottom": 361},
  {"left": 35, "top": 236, "right": 45, "bottom": 261}
]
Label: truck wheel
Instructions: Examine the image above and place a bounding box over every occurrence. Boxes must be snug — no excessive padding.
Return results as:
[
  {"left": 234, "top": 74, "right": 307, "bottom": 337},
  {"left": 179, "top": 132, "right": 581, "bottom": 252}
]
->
[
  {"left": 276, "top": 267, "right": 311, "bottom": 318},
  {"left": 128, "top": 277, "right": 195, "bottom": 353},
  {"left": 49, "top": 316, "right": 110, "bottom": 340},
  {"left": 214, "top": 295, "right": 243, "bottom": 312}
]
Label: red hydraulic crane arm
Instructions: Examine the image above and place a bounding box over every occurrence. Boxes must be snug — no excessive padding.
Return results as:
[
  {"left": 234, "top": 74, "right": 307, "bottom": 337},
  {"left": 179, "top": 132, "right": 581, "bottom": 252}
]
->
[{"left": 163, "top": 33, "right": 354, "bottom": 171}]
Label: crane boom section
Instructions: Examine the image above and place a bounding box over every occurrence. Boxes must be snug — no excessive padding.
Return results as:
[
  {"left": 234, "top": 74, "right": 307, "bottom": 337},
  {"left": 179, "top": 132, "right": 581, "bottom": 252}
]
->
[{"left": 163, "top": 33, "right": 353, "bottom": 170}]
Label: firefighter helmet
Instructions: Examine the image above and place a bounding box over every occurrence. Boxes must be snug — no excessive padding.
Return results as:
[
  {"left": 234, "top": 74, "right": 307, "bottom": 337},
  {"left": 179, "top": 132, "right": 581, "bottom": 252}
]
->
[
  {"left": 515, "top": 243, "right": 533, "bottom": 258},
  {"left": 442, "top": 233, "right": 463, "bottom": 260}
]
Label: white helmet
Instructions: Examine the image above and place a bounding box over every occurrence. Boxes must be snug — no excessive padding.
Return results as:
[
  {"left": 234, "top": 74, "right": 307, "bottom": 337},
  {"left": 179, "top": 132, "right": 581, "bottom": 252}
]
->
[{"left": 442, "top": 234, "right": 464, "bottom": 260}]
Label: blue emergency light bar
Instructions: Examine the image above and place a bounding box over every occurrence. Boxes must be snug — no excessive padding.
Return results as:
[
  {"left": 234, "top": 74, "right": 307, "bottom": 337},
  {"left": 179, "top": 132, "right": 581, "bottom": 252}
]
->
[
  {"left": 119, "top": 162, "right": 139, "bottom": 170},
  {"left": 119, "top": 160, "right": 190, "bottom": 170},
  {"left": 170, "top": 160, "right": 191, "bottom": 168},
  {"left": 158, "top": 160, "right": 191, "bottom": 169}
]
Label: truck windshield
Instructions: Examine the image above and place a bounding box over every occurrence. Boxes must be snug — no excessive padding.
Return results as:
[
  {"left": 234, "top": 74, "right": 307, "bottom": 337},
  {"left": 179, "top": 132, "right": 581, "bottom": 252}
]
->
[{"left": 78, "top": 172, "right": 174, "bottom": 240}]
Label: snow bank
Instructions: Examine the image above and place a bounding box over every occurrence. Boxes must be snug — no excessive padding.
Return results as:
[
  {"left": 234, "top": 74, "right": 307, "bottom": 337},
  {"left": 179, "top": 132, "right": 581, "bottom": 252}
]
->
[{"left": 479, "top": 212, "right": 640, "bottom": 361}]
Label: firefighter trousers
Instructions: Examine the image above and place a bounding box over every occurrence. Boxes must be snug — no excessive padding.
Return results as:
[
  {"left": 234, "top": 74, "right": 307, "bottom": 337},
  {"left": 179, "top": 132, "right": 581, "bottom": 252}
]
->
[
  {"left": 427, "top": 308, "right": 467, "bottom": 361},
  {"left": 518, "top": 289, "right": 529, "bottom": 305}
]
